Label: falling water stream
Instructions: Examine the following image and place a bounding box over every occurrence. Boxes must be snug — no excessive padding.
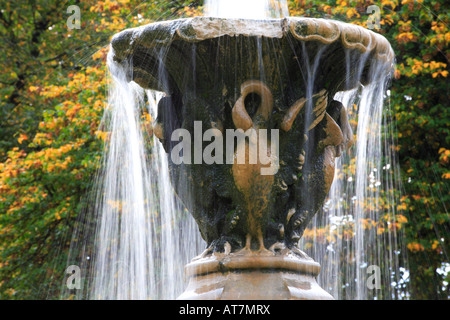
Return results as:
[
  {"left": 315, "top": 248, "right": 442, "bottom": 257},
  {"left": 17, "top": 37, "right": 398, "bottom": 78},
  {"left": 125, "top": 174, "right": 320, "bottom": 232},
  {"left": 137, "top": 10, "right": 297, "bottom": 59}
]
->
[
  {"left": 65, "top": 0, "right": 406, "bottom": 300},
  {"left": 66, "top": 58, "right": 204, "bottom": 300},
  {"left": 301, "top": 69, "right": 406, "bottom": 299},
  {"left": 204, "top": 0, "right": 289, "bottom": 19}
]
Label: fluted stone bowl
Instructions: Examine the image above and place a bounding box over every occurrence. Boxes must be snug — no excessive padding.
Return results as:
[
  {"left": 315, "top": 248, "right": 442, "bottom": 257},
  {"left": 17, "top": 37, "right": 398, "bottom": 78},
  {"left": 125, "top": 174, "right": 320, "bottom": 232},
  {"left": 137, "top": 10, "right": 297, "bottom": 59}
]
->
[{"left": 111, "top": 17, "right": 393, "bottom": 95}]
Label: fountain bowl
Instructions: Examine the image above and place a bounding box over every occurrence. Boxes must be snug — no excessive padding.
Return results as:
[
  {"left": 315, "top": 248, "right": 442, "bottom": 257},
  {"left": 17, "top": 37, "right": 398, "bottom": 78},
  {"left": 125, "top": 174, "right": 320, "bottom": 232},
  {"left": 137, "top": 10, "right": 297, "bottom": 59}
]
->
[{"left": 109, "top": 16, "right": 394, "bottom": 300}]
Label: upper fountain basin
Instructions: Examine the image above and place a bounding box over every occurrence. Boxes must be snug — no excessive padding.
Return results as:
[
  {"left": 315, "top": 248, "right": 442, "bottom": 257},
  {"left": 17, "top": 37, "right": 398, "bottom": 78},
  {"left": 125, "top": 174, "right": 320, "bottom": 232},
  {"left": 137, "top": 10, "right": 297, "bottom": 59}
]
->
[{"left": 110, "top": 17, "right": 394, "bottom": 97}]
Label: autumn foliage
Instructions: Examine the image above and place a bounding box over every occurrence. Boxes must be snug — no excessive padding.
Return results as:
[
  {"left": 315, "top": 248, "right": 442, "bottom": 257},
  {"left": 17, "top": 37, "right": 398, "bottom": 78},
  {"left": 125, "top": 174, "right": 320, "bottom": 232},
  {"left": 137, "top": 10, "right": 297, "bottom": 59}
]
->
[{"left": 0, "top": 0, "right": 448, "bottom": 299}]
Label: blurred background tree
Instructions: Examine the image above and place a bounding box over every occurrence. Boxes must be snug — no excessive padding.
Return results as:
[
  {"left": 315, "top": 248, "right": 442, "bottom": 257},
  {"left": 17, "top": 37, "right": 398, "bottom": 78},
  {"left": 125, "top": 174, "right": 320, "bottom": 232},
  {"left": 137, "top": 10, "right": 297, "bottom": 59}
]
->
[{"left": 0, "top": 0, "right": 448, "bottom": 299}]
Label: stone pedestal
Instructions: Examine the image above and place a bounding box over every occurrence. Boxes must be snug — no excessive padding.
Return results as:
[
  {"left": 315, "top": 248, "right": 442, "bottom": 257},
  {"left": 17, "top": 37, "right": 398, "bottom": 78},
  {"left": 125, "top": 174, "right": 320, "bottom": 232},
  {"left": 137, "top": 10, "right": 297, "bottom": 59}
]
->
[{"left": 178, "top": 253, "right": 333, "bottom": 300}]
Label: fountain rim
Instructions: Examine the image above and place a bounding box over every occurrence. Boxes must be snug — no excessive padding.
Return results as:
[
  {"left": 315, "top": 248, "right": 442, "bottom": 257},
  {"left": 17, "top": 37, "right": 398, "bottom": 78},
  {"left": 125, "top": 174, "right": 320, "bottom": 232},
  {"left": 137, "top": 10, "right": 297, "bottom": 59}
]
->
[
  {"left": 179, "top": 253, "right": 333, "bottom": 300},
  {"left": 184, "top": 253, "right": 321, "bottom": 278},
  {"left": 111, "top": 16, "right": 394, "bottom": 65}
]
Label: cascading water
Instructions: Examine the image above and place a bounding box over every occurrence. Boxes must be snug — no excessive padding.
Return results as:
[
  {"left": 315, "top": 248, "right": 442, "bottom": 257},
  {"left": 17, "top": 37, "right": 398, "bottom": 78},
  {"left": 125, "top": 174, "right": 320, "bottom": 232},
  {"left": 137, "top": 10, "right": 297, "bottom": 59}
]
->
[
  {"left": 301, "top": 62, "right": 407, "bottom": 299},
  {"left": 65, "top": 0, "right": 407, "bottom": 300},
  {"left": 89, "top": 62, "right": 156, "bottom": 300},
  {"left": 65, "top": 55, "right": 204, "bottom": 300},
  {"left": 146, "top": 90, "right": 205, "bottom": 299},
  {"left": 204, "top": 0, "right": 289, "bottom": 19}
]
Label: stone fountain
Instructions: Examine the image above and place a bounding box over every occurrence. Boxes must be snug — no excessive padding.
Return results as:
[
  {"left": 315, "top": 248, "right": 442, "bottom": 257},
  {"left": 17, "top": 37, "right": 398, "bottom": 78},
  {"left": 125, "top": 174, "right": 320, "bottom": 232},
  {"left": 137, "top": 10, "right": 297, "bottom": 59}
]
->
[{"left": 110, "top": 15, "right": 393, "bottom": 300}]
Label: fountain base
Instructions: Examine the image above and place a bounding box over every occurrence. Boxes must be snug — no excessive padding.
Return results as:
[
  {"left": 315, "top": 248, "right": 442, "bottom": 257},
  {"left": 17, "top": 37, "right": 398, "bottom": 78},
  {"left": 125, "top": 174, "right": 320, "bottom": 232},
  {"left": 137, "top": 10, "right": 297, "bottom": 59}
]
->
[{"left": 178, "top": 252, "right": 333, "bottom": 300}]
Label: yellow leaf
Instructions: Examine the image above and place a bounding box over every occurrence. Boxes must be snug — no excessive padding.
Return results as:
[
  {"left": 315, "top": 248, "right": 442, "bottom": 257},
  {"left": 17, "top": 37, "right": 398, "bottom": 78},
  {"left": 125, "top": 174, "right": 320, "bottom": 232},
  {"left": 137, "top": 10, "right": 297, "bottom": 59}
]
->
[{"left": 18, "top": 134, "right": 28, "bottom": 144}]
